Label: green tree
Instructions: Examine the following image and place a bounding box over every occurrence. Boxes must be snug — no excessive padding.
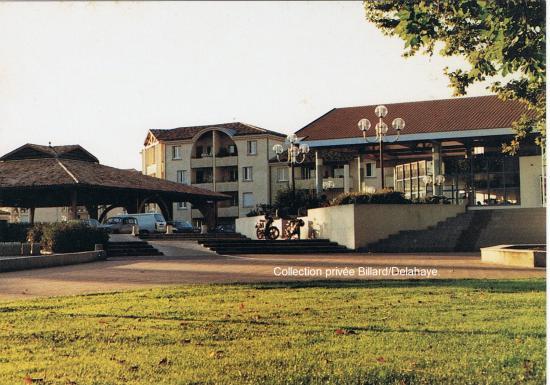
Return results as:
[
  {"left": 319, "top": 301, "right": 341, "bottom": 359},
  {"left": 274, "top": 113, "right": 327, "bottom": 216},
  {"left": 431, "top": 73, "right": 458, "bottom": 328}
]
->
[{"left": 364, "top": 0, "right": 545, "bottom": 153}]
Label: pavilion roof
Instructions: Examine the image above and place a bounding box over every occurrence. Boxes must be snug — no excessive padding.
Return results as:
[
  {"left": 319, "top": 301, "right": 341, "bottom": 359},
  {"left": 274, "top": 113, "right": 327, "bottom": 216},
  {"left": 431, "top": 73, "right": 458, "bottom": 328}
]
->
[{"left": 0, "top": 144, "right": 228, "bottom": 202}]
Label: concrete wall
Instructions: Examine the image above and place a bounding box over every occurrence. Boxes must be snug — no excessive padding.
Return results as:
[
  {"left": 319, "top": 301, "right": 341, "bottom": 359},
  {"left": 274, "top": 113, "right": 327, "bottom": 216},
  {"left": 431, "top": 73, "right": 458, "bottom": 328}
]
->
[
  {"left": 236, "top": 215, "right": 283, "bottom": 240},
  {"left": 237, "top": 203, "right": 465, "bottom": 249},
  {"left": 0, "top": 250, "right": 105, "bottom": 273},
  {"left": 520, "top": 155, "right": 543, "bottom": 208}
]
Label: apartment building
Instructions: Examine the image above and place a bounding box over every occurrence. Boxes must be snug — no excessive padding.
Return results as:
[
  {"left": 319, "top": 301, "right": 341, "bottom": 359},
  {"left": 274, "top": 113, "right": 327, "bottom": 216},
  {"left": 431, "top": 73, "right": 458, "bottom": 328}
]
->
[{"left": 142, "top": 122, "right": 285, "bottom": 226}]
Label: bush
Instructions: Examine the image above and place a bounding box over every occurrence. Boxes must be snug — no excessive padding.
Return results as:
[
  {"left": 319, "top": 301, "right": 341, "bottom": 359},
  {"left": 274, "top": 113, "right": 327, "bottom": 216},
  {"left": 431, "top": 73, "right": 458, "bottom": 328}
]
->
[
  {"left": 412, "top": 195, "right": 452, "bottom": 204},
  {"left": 330, "top": 190, "right": 412, "bottom": 206},
  {"left": 246, "top": 204, "right": 273, "bottom": 217},
  {"left": 27, "top": 223, "right": 45, "bottom": 243},
  {"left": 0, "top": 222, "right": 32, "bottom": 242},
  {"left": 40, "top": 222, "right": 109, "bottom": 253},
  {"left": 273, "top": 188, "right": 321, "bottom": 217}
]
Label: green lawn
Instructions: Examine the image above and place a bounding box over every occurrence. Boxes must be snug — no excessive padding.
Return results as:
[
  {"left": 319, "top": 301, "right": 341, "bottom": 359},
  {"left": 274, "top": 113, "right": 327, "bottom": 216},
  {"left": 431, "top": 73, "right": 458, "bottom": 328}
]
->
[{"left": 0, "top": 279, "right": 545, "bottom": 385}]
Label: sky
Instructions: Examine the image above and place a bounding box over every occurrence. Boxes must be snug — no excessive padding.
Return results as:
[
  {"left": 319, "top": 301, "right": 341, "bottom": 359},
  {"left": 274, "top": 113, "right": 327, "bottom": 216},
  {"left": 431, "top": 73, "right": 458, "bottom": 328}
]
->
[{"left": 0, "top": 1, "right": 491, "bottom": 170}]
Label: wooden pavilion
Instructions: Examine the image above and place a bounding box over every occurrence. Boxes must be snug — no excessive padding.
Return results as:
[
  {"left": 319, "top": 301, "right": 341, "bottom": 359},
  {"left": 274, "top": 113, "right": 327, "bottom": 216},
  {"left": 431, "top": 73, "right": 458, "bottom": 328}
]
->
[{"left": 0, "top": 144, "right": 228, "bottom": 226}]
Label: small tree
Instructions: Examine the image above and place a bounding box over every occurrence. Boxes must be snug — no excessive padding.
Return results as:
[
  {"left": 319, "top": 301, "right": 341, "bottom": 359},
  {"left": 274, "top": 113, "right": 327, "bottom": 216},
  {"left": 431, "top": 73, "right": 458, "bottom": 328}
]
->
[
  {"left": 364, "top": 1, "right": 545, "bottom": 153},
  {"left": 273, "top": 188, "right": 321, "bottom": 217}
]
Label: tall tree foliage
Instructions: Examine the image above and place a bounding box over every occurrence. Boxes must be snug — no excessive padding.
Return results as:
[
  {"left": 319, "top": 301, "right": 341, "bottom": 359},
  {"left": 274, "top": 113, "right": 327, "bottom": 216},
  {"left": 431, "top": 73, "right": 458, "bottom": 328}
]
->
[{"left": 364, "top": 0, "right": 545, "bottom": 153}]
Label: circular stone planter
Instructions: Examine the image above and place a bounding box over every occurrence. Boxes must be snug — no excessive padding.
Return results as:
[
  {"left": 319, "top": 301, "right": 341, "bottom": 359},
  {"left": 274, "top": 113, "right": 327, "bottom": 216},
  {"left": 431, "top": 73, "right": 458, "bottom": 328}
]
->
[{"left": 481, "top": 244, "right": 546, "bottom": 268}]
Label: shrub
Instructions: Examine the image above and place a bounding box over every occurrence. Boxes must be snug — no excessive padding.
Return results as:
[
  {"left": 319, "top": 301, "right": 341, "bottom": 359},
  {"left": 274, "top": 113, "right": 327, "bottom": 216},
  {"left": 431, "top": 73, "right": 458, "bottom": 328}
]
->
[
  {"left": 27, "top": 223, "right": 45, "bottom": 243},
  {"left": 330, "top": 190, "right": 412, "bottom": 206},
  {"left": 246, "top": 204, "right": 273, "bottom": 217},
  {"left": 412, "top": 195, "right": 452, "bottom": 204},
  {"left": 273, "top": 188, "right": 321, "bottom": 217},
  {"left": 0, "top": 222, "right": 32, "bottom": 242},
  {"left": 40, "top": 222, "right": 109, "bottom": 253}
]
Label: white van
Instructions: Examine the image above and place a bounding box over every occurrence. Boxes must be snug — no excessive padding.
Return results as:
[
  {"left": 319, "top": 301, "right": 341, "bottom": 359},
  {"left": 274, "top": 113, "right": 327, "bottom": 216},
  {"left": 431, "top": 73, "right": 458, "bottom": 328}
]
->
[{"left": 120, "top": 213, "right": 166, "bottom": 234}]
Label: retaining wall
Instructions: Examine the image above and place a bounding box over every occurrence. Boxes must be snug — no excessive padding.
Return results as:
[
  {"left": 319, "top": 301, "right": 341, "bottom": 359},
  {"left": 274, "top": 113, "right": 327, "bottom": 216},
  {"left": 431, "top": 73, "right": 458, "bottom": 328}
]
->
[
  {"left": 237, "top": 204, "right": 465, "bottom": 250},
  {"left": 0, "top": 250, "right": 106, "bottom": 273}
]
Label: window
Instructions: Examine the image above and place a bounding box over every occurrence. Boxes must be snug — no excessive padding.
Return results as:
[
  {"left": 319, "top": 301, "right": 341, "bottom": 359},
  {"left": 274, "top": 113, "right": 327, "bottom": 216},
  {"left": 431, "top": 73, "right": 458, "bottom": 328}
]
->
[
  {"left": 277, "top": 167, "right": 289, "bottom": 182},
  {"left": 394, "top": 160, "right": 428, "bottom": 199},
  {"left": 300, "top": 167, "right": 313, "bottom": 180},
  {"left": 247, "top": 141, "right": 257, "bottom": 155},
  {"left": 365, "top": 162, "right": 375, "bottom": 178},
  {"left": 172, "top": 145, "right": 182, "bottom": 160},
  {"left": 228, "top": 145, "right": 236, "bottom": 155},
  {"left": 243, "top": 192, "right": 255, "bottom": 208},
  {"left": 242, "top": 166, "right": 253, "bottom": 181},
  {"left": 177, "top": 170, "right": 188, "bottom": 184},
  {"left": 229, "top": 167, "right": 238, "bottom": 182},
  {"left": 196, "top": 168, "right": 213, "bottom": 183},
  {"left": 177, "top": 202, "right": 188, "bottom": 210}
]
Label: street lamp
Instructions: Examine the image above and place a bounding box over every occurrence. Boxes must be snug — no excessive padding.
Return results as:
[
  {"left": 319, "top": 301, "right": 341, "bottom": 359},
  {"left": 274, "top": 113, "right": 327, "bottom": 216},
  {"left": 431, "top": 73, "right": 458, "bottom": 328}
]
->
[
  {"left": 422, "top": 174, "right": 446, "bottom": 196},
  {"left": 273, "top": 134, "right": 310, "bottom": 195},
  {"left": 357, "top": 106, "right": 405, "bottom": 189}
]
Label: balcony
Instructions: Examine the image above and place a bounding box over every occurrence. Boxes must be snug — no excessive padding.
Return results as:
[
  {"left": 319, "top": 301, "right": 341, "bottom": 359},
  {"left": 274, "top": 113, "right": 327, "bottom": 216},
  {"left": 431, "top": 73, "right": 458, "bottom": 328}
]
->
[
  {"left": 191, "top": 156, "right": 213, "bottom": 168},
  {"left": 295, "top": 178, "right": 315, "bottom": 190},
  {"left": 218, "top": 206, "right": 239, "bottom": 217},
  {"left": 192, "top": 182, "right": 214, "bottom": 191},
  {"left": 293, "top": 177, "right": 349, "bottom": 190},
  {"left": 216, "top": 181, "right": 239, "bottom": 192},
  {"left": 215, "top": 156, "right": 238, "bottom": 167}
]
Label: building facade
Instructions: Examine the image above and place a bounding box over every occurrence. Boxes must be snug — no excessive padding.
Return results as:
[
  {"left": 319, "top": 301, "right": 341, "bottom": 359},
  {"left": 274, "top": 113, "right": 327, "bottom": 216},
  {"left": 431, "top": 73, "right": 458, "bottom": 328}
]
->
[
  {"left": 270, "top": 95, "right": 545, "bottom": 209},
  {"left": 141, "top": 122, "right": 285, "bottom": 226}
]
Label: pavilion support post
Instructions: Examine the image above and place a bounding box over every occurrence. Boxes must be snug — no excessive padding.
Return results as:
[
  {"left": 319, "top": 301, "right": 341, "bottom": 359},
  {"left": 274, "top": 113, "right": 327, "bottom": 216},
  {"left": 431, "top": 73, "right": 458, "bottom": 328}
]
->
[
  {"left": 432, "top": 142, "right": 443, "bottom": 196},
  {"left": 86, "top": 205, "right": 98, "bottom": 220},
  {"left": 315, "top": 151, "right": 323, "bottom": 197},
  {"left": 29, "top": 207, "right": 35, "bottom": 225},
  {"left": 195, "top": 201, "right": 217, "bottom": 231},
  {"left": 343, "top": 164, "right": 350, "bottom": 193},
  {"left": 69, "top": 190, "right": 78, "bottom": 220}
]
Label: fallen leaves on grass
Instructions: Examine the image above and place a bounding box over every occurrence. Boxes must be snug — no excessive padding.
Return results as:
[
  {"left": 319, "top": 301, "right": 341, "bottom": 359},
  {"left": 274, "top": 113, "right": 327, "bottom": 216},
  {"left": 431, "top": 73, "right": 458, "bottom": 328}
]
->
[
  {"left": 376, "top": 356, "right": 386, "bottom": 363},
  {"left": 209, "top": 350, "right": 224, "bottom": 359},
  {"left": 335, "top": 329, "right": 356, "bottom": 335}
]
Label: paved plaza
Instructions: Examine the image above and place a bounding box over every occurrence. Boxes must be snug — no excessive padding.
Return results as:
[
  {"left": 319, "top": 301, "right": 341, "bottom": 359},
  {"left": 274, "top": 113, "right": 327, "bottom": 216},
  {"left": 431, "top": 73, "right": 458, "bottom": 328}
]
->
[{"left": 0, "top": 240, "right": 544, "bottom": 300}]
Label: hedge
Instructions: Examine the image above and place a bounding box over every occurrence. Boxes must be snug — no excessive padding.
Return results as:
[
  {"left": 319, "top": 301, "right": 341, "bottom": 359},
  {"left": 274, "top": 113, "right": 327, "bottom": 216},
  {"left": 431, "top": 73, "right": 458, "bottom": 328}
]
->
[
  {"left": 0, "top": 222, "right": 32, "bottom": 242},
  {"left": 37, "top": 222, "right": 109, "bottom": 253},
  {"left": 330, "top": 190, "right": 412, "bottom": 206}
]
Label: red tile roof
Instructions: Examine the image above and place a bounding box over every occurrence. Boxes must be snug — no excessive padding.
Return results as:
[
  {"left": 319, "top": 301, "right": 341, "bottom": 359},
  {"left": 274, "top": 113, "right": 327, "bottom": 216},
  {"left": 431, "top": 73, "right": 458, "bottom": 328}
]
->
[
  {"left": 150, "top": 122, "right": 285, "bottom": 142},
  {"left": 295, "top": 95, "right": 529, "bottom": 141}
]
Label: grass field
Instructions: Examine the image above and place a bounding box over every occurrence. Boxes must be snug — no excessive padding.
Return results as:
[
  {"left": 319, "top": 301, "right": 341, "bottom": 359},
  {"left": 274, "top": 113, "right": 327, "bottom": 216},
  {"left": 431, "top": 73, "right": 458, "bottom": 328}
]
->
[{"left": 0, "top": 279, "right": 545, "bottom": 385}]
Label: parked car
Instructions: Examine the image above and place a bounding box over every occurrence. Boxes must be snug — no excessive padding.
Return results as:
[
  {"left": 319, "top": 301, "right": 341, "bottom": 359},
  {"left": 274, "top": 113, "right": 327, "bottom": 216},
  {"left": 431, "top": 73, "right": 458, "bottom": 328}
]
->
[
  {"left": 99, "top": 216, "right": 138, "bottom": 234},
  {"left": 68, "top": 218, "right": 101, "bottom": 228},
  {"left": 119, "top": 213, "right": 166, "bottom": 234},
  {"left": 169, "top": 220, "right": 199, "bottom": 233}
]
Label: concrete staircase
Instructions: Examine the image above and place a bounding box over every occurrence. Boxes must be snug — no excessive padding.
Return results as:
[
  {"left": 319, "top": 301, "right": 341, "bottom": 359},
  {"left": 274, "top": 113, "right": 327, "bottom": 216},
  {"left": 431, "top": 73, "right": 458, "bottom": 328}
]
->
[
  {"left": 198, "top": 238, "right": 350, "bottom": 254},
  {"left": 139, "top": 233, "right": 248, "bottom": 241},
  {"left": 106, "top": 240, "right": 164, "bottom": 257},
  {"left": 472, "top": 208, "right": 546, "bottom": 249},
  {"left": 365, "top": 208, "right": 546, "bottom": 253}
]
